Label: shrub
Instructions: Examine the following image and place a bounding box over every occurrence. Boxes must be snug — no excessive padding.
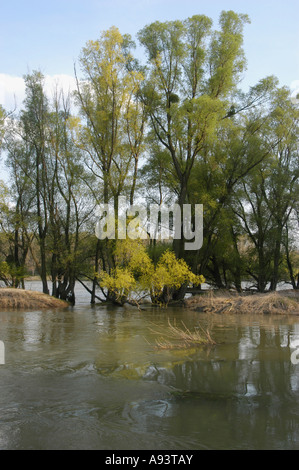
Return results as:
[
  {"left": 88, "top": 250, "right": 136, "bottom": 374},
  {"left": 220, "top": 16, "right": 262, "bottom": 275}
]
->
[{"left": 98, "top": 240, "right": 205, "bottom": 305}]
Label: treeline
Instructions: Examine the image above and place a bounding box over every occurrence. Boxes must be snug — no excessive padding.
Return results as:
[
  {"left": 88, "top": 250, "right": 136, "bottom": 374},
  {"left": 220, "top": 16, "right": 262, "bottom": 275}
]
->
[{"left": 0, "top": 10, "right": 298, "bottom": 304}]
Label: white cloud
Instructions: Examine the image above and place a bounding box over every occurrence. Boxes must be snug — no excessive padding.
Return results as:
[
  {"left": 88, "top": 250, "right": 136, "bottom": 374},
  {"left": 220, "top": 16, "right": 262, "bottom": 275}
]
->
[
  {"left": 290, "top": 80, "right": 299, "bottom": 90},
  {"left": 0, "top": 74, "right": 25, "bottom": 111},
  {"left": 0, "top": 73, "right": 77, "bottom": 112}
]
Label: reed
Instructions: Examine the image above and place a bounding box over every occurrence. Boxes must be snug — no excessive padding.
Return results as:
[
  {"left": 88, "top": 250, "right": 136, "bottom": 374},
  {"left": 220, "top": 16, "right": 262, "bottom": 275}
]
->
[{"left": 150, "top": 318, "right": 216, "bottom": 350}]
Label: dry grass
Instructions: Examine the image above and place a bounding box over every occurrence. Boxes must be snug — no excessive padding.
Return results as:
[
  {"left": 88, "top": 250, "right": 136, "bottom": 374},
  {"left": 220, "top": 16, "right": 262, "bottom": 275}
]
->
[
  {"left": 184, "top": 290, "right": 299, "bottom": 315},
  {"left": 0, "top": 288, "right": 69, "bottom": 310},
  {"left": 149, "top": 318, "right": 216, "bottom": 350}
]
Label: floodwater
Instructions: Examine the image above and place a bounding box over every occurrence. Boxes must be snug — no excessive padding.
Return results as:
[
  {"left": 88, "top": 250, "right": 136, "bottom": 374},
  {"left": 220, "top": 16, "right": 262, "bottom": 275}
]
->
[{"left": 0, "top": 282, "right": 299, "bottom": 450}]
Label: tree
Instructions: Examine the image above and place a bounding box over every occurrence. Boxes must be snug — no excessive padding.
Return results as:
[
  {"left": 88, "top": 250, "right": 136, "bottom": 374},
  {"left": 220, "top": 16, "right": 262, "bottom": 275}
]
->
[
  {"left": 2, "top": 134, "right": 35, "bottom": 288},
  {"left": 186, "top": 90, "right": 276, "bottom": 285},
  {"left": 261, "top": 88, "right": 299, "bottom": 290},
  {"left": 19, "top": 71, "right": 51, "bottom": 294},
  {"left": 139, "top": 142, "right": 177, "bottom": 206},
  {"left": 98, "top": 239, "right": 204, "bottom": 306},
  {"left": 231, "top": 87, "right": 299, "bottom": 291},
  {"left": 75, "top": 26, "right": 147, "bottom": 302},
  {"left": 138, "top": 11, "right": 250, "bottom": 258},
  {"left": 0, "top": 180, "right": 22, "bottom": 287},
  {"left": 1, "top": 14, "right": 298, "bottom": 302},
  {"left": 6, "top": 73, "right": 93, "bottom": 302},
  {"left": 75, "top": 26, "right": 146, "bottom": 208},
  {"left": 283, "top": 222, "right": 299, "bottom": 289},
  {"left": 46, "top": 88, "right": 93, "bottom": 303}
]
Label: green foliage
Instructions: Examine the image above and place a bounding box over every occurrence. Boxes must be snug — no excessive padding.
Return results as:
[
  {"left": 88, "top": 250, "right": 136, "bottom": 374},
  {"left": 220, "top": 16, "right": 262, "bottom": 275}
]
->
[
  {"left": 76, "top": 26, "right": 146, "bottom": 206},
  {"left": 98, "top": 240, "right": 204, "bottom": 305},
  {"left": 148, "top": 250, "right": 205, "bottom": 304},
  {"left": 1, "top": 12, "right": 299, "bottom": 302},
  {"left": 0, "top": 260, "right": 26, "bottom": 287},
  {"left": 208, "top": 11, "right": 250, "bottom": 98},
  {"left": 0, "top": 261, "right": 10, "bottom": 285}
]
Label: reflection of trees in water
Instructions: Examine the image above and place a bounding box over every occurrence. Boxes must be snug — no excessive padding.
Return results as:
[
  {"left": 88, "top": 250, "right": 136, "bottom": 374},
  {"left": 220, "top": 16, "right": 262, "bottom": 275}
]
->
[
  {"left": 165, "top": 322, "right": 299, "bottom": 395},
  {"left": 151, "top": 321, "right": 299, "bottom": 446},
  {"left": 153, "top": 323, "right": 299, "bottom": 449},
  {"left": 1, "top": 310, "right": 77, "bottom": 348}
]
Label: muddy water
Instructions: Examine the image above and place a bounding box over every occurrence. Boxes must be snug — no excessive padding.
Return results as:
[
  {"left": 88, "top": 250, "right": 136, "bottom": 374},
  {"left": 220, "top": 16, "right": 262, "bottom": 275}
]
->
[{"left": 1, "top": 287, "right": 299, "bottom": 449}]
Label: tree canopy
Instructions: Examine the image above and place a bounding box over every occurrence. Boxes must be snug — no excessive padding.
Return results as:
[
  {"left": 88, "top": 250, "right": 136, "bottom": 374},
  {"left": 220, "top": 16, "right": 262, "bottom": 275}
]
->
[{"left": 0, "top": 11, "right": 298, "bottom": 303}]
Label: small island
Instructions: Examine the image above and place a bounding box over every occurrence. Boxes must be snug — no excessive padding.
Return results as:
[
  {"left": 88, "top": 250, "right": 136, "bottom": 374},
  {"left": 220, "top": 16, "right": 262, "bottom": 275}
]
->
[
  {"left": 0, "top": 288, "right": 69, "bottom": 310},
  {"left": 184, "top": 290, "right": 299, "bottom": 315}
]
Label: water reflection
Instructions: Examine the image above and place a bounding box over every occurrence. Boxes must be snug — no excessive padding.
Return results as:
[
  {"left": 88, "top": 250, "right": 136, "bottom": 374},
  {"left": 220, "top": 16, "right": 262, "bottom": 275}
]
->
[{"left": 1, "top": 293, "right": 299, "bottom": 449}]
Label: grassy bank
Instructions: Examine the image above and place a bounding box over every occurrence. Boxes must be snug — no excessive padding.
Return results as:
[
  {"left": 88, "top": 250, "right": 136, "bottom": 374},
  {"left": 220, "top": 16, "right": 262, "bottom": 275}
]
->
[
  {"left": 0, "top": 288, "right": 69, "bottom": 310},
  {"left": 184, "top": 290, "right": 299, "bottom": 315}
]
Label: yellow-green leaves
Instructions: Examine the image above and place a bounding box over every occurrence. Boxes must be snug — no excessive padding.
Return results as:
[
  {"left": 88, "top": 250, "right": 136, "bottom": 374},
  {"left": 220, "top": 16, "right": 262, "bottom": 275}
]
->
[
  {"left": 99, "top": 267, "right": 136, "bottom": 304},
  {"left": 98, "top": 240, "right": 204, "bottom": 305},
  {"left": 147, "top": 250, "right": 204, "bottom": 304},
  {"left": 77, "top": 26, "right": 146, "bottom": 205},
  {"left": 208, "top": 11, "right": 250, "bottom": 98}
]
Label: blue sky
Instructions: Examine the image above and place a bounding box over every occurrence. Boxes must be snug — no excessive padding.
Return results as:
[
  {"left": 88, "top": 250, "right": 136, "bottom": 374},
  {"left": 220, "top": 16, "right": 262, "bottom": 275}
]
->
[{"left": 0, "top": 0, "right": 299, "bottom": 110}]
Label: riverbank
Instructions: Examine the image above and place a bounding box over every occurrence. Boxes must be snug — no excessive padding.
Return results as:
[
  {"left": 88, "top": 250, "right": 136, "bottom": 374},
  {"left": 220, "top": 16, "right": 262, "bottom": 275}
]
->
[
  {"left": 184, "top": 289, "right": 299, "bottom": 315},
  {"left": 0, "top": 288, "right": 69, "bottom": 310}
]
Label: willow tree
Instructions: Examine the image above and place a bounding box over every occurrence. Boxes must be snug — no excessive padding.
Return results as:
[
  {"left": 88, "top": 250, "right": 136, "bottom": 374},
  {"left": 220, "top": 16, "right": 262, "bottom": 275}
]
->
[
  {"left": 75, "top": 26, "right": 147, "bottom": 302},
  {"left": 232, "top": 87, "right": 299, "bottom": 291},
  {"left": 138, "top": 10, "right": 250, "bottom": 258},
  {"left": 0, "top": 179, "right": 29, "bottom": 287},
  {"left": 263, "top": 88, "right": 299, "bottom": 290},
  {"left": 19, "top": 71, "right": 50, "bottom": 294},
  {"left": 45, "top": 89, "right": 93, "bottom": 304},
  {"left": 2, "top": 133, "right": 36, "bottom": 288},
  {"left": 186, "top": 79, "right": 278, "bottom": 285},
  {"left": 75, "top": 26, "right": 146, "bottom": 208}
]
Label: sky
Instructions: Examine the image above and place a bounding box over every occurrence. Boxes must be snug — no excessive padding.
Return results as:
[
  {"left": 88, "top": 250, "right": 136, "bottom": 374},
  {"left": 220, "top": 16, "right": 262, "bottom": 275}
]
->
[{"left": 0, "top": 0, "right": 299, "bottom": 111}]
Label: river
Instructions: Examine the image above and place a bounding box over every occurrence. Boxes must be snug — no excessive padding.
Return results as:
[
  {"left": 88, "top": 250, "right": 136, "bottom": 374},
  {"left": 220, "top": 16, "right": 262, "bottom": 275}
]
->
[{"left": 0, "top": 281, "right": 299, "bottom": 450}]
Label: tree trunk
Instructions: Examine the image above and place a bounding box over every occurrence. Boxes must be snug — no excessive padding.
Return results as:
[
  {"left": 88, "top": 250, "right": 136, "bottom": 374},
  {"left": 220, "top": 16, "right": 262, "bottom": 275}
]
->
[
  {"left": 91, "top": 239, "right": 101, "bottom": 304},
  {"left": 270, "top": 233, "right": 282, "bottom": 291},
  {"left": 40, "top": 237, "right": 49, "bottom": 295}
]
